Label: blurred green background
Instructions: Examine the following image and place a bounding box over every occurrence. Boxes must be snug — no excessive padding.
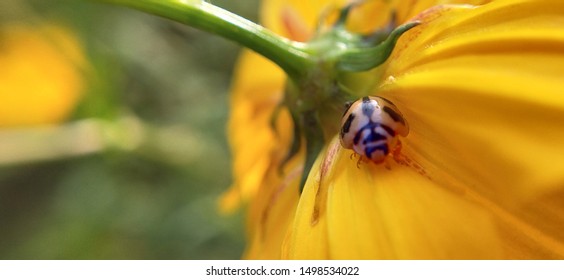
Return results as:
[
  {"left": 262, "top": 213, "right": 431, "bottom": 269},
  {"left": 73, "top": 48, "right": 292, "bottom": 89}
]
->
[{"left": 0, "top": 0, "right": 260, "bottom": 259}]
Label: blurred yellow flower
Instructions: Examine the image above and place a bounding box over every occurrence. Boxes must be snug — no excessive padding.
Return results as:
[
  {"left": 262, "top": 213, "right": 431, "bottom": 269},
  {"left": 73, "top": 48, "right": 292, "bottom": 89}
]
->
[
  {"left": 0, "top": 24, "right": 86, "bottom": 127},
  {"left": 223, "top": 0, "right": 564, "bottom": 259}
]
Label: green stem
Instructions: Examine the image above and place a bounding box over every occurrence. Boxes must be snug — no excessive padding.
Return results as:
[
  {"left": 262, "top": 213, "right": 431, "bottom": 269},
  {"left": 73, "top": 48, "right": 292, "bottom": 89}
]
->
[{"left": 100, "top": 0, "right": 310, "bottom": 78}]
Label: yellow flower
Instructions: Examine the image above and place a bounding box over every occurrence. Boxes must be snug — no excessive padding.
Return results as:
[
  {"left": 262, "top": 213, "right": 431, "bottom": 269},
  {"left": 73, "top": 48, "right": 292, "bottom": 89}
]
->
[
  {"left": 0, "top": 24, "right": 86, "bottom": 127},
  {"left": 223, "top": 0, "right": 564, "bottom": 259}
]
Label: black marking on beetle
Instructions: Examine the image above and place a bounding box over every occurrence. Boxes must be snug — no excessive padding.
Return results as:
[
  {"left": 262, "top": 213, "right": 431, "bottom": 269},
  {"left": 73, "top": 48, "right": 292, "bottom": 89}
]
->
[
  {"left": 380, "top": 124, "right": 396, "bottom": 137},
  {"left": 362, "top": 96, "right": 370, "bottom": 103},
  {"left": 383, "top": 106, "right": 405, "bottom": 125},
  {"left": 340, "top": 113, "right": 355, "bottom": 138},
  {"left": 378, "top": 96, "right": 394, "bottom": 105},
  {"left": 365, "top": 144, "right": 389, "bottom": 159}
]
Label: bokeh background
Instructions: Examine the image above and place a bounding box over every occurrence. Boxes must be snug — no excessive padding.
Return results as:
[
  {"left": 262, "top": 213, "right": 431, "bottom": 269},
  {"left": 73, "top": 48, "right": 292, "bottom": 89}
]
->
[{"left": 0, "top": 0, "right": 260, "bottom": 259}]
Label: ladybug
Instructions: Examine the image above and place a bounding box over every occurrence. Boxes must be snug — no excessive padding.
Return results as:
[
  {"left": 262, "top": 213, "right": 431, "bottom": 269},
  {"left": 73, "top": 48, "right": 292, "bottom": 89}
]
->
[{"left": 339, "top": 96, "right": 409, "bottom": 164}]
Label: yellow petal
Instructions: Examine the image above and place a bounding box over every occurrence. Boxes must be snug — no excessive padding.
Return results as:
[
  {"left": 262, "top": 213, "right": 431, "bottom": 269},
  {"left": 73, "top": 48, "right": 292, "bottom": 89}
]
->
[
  {"left": 376, "top": 0, "right": 564, "bottom": 257},
  {"left": 0, "top": 24, "right": 85, "bottom": 127},
  {"left": 221, "top": 50, "right": 289, "bottom": 213},
  {"left": 223, "top": 50, "right": 302, "bottom": 258},
  {"left": 260, "top": 0, "right": 398, "bottom": 40},
  {"left": 390, "top": 0, "right": 492, "bottom": 23},
  {"left": 260, "top": 0, "right": 493, "bottom": 40},
  {"left": 347, "top": 0, "right": 493, "bottom": 32},
  {"left": 282, "top": 142, "right": 335, "bottom": 259},
  {"left": 261, "top": 0, "right": 348, "bottom": 41},
  {"left": 501, "top": 189, "right": 564, "bottom": 258},
  {"left": 244, "top": 158, "right": 302, "bottom": 259},
  {"left": 284, "top": 137, "right": 503, "bottom": 259}
]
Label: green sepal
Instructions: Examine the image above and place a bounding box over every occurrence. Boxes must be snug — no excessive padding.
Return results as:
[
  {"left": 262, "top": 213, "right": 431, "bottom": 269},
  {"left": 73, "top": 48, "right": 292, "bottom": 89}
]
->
[{"left": 337, "top": 21, "right": 420, "bottom": 72}]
